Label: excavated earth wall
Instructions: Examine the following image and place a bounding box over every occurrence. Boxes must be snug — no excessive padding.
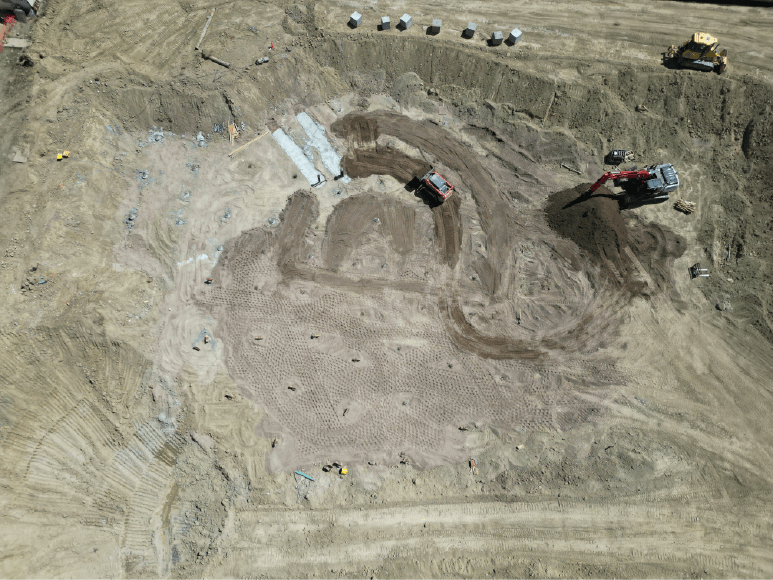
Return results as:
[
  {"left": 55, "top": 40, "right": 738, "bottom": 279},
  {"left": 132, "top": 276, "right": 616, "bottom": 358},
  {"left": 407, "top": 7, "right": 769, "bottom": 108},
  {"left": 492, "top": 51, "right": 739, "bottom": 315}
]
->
[{"left": 82, "top": 31, "right": 771, "bottom": 338}]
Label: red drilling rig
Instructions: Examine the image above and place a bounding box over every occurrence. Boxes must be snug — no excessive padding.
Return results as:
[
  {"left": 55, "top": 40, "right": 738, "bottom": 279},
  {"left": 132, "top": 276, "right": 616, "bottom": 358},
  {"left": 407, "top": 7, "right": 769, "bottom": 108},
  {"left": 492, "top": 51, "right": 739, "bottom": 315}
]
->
[{"left": 586, "top": 163, "right": 679, "bottom": 202}]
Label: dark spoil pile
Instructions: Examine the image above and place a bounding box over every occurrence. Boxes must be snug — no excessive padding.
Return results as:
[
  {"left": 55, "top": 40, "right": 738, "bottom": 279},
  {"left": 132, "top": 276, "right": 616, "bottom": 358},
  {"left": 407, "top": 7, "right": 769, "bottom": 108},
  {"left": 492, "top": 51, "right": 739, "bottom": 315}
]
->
[
  {"left": 545, "top": 185, "right": 629, "bottom": 259},
  {"left": 545, "top": 184, "right": 685, "bottom": 294},
  {"left": 545, "top": 184, "right": 635, "bottom": 288}
]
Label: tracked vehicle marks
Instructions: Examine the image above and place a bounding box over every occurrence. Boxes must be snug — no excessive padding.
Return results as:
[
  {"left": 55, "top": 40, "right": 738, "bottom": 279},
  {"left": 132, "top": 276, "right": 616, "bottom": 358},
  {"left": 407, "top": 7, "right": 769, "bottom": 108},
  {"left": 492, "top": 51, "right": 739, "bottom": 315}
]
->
[
  {"left": 0, "top": 329, "right": 187, "bottom": 576},
  {"left": 199, "top": 187, "right": 615, "bottom": 470}
]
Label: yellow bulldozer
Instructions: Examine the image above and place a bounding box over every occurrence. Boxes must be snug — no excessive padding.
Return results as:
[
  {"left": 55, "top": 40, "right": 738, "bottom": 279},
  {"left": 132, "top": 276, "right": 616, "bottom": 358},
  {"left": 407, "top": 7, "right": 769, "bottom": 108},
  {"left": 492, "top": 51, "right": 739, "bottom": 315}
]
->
[{"left": 667, "top": 32, "right": 728, "bottom": 74}]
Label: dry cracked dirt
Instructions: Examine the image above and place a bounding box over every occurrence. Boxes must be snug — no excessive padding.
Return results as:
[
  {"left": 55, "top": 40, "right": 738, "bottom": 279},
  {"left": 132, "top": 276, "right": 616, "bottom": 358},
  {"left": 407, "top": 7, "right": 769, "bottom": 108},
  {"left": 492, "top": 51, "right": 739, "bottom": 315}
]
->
[{"left": 2, "top": 0, "right": 773, "bottom": 578}]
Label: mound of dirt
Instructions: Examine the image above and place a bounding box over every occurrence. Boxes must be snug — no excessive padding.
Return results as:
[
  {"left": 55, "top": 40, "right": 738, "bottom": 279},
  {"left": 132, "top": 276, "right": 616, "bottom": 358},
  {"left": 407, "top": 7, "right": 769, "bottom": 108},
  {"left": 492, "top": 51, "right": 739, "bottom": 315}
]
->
[
  {"left": 545, "top": 185, "right": 685, "bottom": 294},
  {"left": 545, "top": 185, "right": 641, "bottom": 290},
  {"left": 545, "top": 185, "right": 629, "bottom": 263}
]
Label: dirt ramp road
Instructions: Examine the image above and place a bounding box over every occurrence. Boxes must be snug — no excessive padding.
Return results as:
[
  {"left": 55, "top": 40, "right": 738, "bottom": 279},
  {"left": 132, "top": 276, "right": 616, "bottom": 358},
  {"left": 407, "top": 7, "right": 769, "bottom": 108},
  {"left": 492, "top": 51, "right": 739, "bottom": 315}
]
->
[
  {"left": 335, "top": 112, "right": 505, "bottom": 276},
  {"left": 341, "top": 146, "right": 429, "bottom": 183},
  {"left": 360, "top": 112, "right": 515, "bottom": 285},
  {"left": 333, "top": 112, "right": 627, "bottom": 359}
]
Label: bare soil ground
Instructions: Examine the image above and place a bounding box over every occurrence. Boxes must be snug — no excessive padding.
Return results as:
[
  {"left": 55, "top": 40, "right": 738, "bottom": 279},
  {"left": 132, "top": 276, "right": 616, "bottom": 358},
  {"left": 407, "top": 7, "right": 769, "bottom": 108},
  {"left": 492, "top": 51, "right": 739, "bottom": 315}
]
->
[{"left": 1, "top": 0, "right": 773, "bottom": 578}]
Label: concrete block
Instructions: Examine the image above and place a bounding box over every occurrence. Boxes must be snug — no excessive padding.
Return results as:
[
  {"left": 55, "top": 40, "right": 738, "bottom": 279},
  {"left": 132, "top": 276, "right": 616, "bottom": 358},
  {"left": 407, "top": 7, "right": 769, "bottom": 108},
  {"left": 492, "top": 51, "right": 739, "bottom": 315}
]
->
[
  {"left": 508, "top": 28, "right": 522, "bottom": 44},
  {"left": 463, "top": 23, "right": 477, "bottom": 38},
  {"left": 399, "top": 14, "right": 412, "bottom": 30},
  {"left": 4, "top": 37, "right": 30, "bottom": 48},
  {"left": 349, "top": 11, "right": 362, "bottom": 28},
  {"left": 491, "top": 31, "right": 503, "bottom": 46},
  {"left": 429, "top": 18, "right": 441, "bottom": 34},
  {"left": 380, "top": 16, "right": 390, "bottom": 30}
]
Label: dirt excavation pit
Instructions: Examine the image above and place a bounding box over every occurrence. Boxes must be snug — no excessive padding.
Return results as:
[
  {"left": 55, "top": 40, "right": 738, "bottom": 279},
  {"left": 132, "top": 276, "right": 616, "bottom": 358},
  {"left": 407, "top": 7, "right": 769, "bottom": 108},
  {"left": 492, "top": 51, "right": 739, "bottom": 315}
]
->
[
  {"left": 5, "top": 3, "right": 773, "bottom": 576},
  {"left": 197, "top": 112, "right": 640, "bottom": 471}
]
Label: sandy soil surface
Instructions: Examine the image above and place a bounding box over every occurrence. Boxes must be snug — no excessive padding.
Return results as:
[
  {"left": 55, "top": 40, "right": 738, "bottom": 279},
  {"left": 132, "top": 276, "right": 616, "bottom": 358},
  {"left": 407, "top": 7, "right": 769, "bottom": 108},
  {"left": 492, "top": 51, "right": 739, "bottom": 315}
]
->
[{"left": 1, "top": 0, "right": 773, "bottom": 578}]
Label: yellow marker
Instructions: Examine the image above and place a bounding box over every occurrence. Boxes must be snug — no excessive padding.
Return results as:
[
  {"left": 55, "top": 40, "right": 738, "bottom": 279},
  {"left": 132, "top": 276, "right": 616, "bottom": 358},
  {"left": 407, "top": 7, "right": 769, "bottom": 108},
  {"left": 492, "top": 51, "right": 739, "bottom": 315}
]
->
[
  {"left": 340, "top": 467, "right": 348, "bottom": 475},
  {"left": 56, "top": 154, "right": 63, "bottom": 160}
]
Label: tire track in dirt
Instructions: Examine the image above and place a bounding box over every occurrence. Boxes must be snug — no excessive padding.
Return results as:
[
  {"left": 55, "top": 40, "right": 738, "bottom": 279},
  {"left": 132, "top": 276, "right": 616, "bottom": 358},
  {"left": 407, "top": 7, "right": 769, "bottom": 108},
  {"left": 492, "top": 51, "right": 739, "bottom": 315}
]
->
[
  {"left": 334, "top": 140, "right": 462, "bottom": 269},
  {"left": 440, "top": 296, "right": 545, "bottom": 361},
  {"left": 351, "top": 111, "right": 514, "bottom": 283},
  {"left": 323, "top": 193, "right": 417, "bottom": 271},
  {"left": 332, "top": 112, "right": 605, "bottom": 361},
  {"left": 276, "top": 190, "right": 320, "bottom": 275},
  {"left": 222, "top": 494, "right": 765, "bottom": 578},
  {"left": 342, "top": 147, "right": 428, "bottom": 184},
  {"left": 0, "top": 327, "right": 190, "bottom": 577}
]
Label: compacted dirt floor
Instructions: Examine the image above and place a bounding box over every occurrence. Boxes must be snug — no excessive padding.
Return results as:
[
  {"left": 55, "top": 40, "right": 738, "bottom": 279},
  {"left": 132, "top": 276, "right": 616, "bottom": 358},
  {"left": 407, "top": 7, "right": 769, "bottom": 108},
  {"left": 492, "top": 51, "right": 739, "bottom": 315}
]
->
[{"left": 1, "top": 0, "right": 773, "bottom": 577}]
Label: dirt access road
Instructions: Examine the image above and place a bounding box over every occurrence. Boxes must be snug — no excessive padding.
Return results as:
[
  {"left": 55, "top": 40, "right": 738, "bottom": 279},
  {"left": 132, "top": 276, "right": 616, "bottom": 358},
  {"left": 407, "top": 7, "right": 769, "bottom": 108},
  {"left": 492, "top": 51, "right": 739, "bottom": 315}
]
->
[{"left": 1, "top": 0, "right": 773, "bottom": 577}]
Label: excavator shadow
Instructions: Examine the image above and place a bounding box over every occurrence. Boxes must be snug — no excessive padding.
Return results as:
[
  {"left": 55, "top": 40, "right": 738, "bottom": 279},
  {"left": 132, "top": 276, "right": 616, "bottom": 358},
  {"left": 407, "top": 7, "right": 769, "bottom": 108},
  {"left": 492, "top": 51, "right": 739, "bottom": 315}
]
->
[
  {"left": 617, "top": 194, "right": 670, "bottom": 210},
  {"left": 562, "top": 191, "right": 667, "bottom": 211},
  {"left": 561, "top": 191, "right": 618, "bottom": 210}
]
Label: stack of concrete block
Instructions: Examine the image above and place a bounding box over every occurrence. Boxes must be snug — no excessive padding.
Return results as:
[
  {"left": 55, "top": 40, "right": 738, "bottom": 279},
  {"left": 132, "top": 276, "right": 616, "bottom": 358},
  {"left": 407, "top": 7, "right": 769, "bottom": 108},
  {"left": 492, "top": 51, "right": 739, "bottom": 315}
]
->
[
  {"left": 399, "top": 14, "right": 412, "bottom": 30},
  {"left": 463, "top": 23, "right": 477, "bottom": 38},
  {"left": 349, "top": 11, "right": 362, "bottom": 27}
]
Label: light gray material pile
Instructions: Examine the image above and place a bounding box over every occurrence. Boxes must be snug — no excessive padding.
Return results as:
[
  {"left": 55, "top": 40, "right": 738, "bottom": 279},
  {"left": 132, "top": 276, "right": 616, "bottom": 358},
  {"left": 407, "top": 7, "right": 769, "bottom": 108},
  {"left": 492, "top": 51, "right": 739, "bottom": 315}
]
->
[
  {"left": 296, "top": 112, "right": 342, "bottom": 177},
  {"left": 272, "top": 128, "right": 323, "bottom": 186}
]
